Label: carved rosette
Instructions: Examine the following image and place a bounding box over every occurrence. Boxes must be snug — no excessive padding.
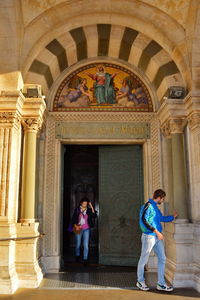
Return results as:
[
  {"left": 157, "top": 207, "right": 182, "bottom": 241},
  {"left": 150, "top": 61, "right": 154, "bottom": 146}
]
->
[
  {"left": 22, "top": 118, "right": 42, "bottom": 133},
  {"left": 0, "top": 112, "right": 21, "bottom": 128},
  {"left": 188, "top": 114, "right": 200, "bottom": 131}
]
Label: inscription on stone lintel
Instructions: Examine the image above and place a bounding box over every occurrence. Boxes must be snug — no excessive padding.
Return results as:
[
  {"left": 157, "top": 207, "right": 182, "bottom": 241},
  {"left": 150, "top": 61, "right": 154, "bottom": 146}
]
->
[{"left": 55, "top": 122, "right": 150, "bottom": 139}]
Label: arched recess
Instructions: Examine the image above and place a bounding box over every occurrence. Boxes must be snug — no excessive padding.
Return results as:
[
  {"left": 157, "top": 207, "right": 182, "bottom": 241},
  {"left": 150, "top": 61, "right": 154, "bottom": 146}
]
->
[{"left": 24, "top": 23, "right": 186, "bottom": 108}]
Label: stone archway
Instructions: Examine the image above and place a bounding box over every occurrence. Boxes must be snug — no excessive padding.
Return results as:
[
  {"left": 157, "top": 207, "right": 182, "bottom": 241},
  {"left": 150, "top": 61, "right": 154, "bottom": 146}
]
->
[{"left": 41, "top": 96, "right": 161, "bottom": 272}]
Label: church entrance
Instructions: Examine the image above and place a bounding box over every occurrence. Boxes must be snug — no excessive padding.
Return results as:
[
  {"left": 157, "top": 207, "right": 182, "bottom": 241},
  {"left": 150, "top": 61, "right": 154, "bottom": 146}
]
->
[{"left": 62, "top": 144, "right": 144, "bottom": 268}]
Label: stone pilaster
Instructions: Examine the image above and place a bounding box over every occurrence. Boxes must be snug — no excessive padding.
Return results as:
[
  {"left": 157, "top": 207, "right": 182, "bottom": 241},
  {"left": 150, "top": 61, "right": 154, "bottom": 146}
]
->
[
  {"left": 187, "top": 113, "right": 200, "bottom": 222},
  {"left": 187, "top": 112, "right": 200, "bottom": 292},
  {"left": 0, "top": 92, "right": 24, "bottom": 294},
  {"left": 169, "top": 118, "right": 188, "bottom": 220},
  {"left": 158, "top": 99, "right": 193, "bottom": 288},
  {"left": 15, "top": 96, "right": 46, "bottom": 288},
  {"left": 165, "top": 117, "right": 192, "bottom": 286}
]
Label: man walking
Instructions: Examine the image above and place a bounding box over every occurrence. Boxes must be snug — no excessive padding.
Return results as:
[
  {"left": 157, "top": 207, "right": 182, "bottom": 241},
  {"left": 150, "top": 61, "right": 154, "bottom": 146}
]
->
[{"left": 136, "top": 189, "right": 177, "bottom": 292}]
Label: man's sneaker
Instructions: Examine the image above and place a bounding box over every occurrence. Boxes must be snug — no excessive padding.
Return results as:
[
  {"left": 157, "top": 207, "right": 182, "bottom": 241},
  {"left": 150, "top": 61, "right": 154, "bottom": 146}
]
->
[
  {"left": 136, "top": 281, "right": 150, "bottom": 291},
  {"left": 157, "top": 283, "right": 173, "bottom": 292}
]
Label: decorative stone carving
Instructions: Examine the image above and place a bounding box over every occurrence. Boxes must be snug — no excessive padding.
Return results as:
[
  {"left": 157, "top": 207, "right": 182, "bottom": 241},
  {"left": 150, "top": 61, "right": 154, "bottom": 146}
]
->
[
  {"left": 169, "top": 118, "right": 187, "bottom": 134},
  {"left": 0, "top": 112, "right": 21, "bottom": 128},
  {"left": 161, "top": 118, "right": 187, "bottom": 136},
  {"left": 22, "top": 118, "right": 42, "bottom": 132},
  {"left": 161, "top": 118, "right": 187, "bottom": 137},
  {"left": 188, "top": 114, "right": 200, "bottom": 131},
  {"left": 161, "top": 121, "right": 171, "bottom": 138}
]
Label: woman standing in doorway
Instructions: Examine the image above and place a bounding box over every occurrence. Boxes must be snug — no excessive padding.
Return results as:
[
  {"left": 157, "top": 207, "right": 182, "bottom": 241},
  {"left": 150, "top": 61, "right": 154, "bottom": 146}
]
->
[{"left": 71, "top": 198, "right": 97, "bottom": 266}]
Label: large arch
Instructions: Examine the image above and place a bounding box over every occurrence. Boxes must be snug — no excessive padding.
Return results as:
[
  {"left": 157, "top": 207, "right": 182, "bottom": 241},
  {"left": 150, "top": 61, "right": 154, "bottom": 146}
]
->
[
  {"left": 18, "top": 0, "right": 191, "bottom": 106},
  {"left": 24, "top": 27, "right": 187, "bottom": 107}
]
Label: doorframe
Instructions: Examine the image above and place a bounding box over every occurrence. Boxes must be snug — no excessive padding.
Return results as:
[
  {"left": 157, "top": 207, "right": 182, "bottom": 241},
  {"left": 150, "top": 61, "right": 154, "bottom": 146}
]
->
[
  {"left": 41, "top": 139, "right": 151, "bottom": 272},
  {"left": 41, "top": 115, "right": 161, "bottom": 273}
]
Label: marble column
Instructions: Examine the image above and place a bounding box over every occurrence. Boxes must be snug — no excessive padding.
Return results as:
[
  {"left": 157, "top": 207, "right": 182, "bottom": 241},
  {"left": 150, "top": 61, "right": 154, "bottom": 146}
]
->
[
  {"left": 161, "top": 123, "right": 174, "bottom": 212},
  {"left": 20, "top": 118, "right": 41, "bottom": 223},
  {"left": 166, "top": 137, "right": 174, "bottom": 211},
  {"left": 169, "top": 119, "right": 188, "bottom": 220}
]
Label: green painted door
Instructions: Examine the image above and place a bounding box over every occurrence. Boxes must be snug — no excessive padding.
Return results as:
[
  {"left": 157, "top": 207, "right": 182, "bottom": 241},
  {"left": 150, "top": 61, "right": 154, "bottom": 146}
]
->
[{"left": 99, "top": 145, "right": 143, "bottom": 266}]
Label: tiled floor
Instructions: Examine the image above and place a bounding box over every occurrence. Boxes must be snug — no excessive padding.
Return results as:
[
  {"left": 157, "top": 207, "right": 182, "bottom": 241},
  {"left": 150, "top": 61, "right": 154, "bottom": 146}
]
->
[
  {"left": 40, "top": 265, "right": 137, "bottom": 289},
  {"left": 0, "top": 265, "right": 200, "bottom": 299}
]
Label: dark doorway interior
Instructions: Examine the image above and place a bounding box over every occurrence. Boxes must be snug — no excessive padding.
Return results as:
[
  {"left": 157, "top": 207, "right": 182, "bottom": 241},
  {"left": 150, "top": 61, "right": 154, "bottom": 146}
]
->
[
  {"left": 62, "top": 144, "right": 143, "bottom": 270},
  {"left": 62, "top": 145, "right": 99, "bottom": 266}
]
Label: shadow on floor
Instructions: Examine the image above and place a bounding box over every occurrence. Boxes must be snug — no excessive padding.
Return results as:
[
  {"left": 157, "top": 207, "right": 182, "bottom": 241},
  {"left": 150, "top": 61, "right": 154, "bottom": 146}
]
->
[{"left": 37, "top": 264, "right": 200, "bottom": 298}]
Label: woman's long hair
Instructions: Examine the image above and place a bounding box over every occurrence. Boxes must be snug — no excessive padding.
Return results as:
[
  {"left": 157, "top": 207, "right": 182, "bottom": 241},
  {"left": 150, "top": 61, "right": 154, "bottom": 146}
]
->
[{"left": 79, "top": 197, "right": 89, "bottom": 207}]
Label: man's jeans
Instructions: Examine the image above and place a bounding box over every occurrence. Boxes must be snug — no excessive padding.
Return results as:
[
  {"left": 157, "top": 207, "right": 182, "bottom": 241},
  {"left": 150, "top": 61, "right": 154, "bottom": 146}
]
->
[
  {"left": 75, "top": 228, "right": 90, "bottom": 260},
  {"left": 137, "top": 233, "right": 166, "bottom": 285}
]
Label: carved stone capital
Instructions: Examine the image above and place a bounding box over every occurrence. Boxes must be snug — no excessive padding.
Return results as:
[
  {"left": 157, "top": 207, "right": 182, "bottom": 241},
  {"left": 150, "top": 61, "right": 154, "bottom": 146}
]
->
[
  {"left": 188, "top": 114, "right": 200, "bottom": 131},
  {"left": 161, "top": 122, "right": 171, "bottom": 138},
  {"left": 161, "top": 118, "right": 187, "bottom": 136},
  {"left": 0, "top": 112, "right": 21, "bottom": 128},
  {"left": 169, "top": 118, "right": 187, "bottom": 134},
  {"left": 22, "top": 118, "right": 42, "bottom": 133}
]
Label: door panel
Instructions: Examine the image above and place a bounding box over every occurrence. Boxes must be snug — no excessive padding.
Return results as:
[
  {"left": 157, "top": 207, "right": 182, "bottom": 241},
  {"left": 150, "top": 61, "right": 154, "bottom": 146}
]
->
[{"left": 99, "top": 145, "right": 143, "bottom": 266}]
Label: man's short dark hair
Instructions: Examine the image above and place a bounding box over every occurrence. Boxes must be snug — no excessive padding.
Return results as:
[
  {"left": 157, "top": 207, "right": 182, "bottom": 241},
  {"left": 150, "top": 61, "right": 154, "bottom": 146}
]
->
[{"left": 153, "top": 189, "right": 166, "bottom": 199}]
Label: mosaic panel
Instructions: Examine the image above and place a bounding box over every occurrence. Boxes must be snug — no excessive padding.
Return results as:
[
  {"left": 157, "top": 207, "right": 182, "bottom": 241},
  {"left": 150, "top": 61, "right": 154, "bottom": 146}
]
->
[{"left": 53, "top": 63, "right": 153, "bottom": 112}]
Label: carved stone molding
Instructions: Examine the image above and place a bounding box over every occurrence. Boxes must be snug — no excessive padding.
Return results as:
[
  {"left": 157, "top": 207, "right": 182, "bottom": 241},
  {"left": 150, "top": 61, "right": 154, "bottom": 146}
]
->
[
  {"left": 188, "top": 114, "right": 200, "bottom": 131},
  {"left": 0, "top": 112, "right": 21, "bottom": 128},
  {"left": 49, "top": 111, "right": 155, "bottom": 122},
  {"left": 22, "top": 118, "right": 42, "bottom": 133},
  {"left": 161, "top": 121, "right": 171, "bottom": 138}
]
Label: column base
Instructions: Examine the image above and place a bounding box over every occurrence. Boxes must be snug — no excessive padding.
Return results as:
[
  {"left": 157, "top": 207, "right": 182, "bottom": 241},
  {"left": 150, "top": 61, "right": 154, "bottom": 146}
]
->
[
  {"left": 15, "top": 222, "right": 43, "bottom": 288},
  {"left": 40, "top": 255, "right": 61, "bottom": 273},
  {"left": 165, "top": 221, "right": 194, "bottom": 287},
  {"left": 16, "top": 262, "right": 43, "bottom": 288},
  {"left": 193, "top": 223, "right": 200, "bottom": 292},
  {"left": 194, "top": 272, "right": 200, "bottom": 293},
  {"left": 0, "top": 274, "right": 18, "bottom": 294},
  {"left": 0, "top": 223, "right": 18, "bottom": 294},
  {"left": 19, "top": 218, "right": 35, "bottom": 223}
]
